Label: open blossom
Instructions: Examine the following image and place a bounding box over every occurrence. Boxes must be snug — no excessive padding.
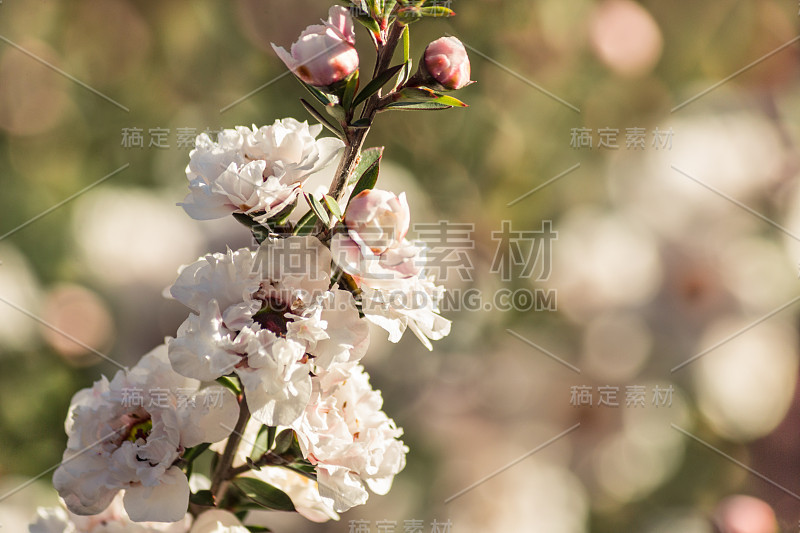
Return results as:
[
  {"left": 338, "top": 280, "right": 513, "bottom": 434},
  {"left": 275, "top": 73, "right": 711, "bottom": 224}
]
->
[
  {"left": 272, "top": 6, "right": 359, "bottom": 88},
  {"left": 29, "top": 494, "right": 192, "bottom": 533},
  {"left": 423, "top": 36, "right": 473, "bottom": 91},
  {"left": 291, "top": 364, "right": 408, "bottom": 512},
  {"left": 168, "top": 236, "right": 369, "bottom": 426},
  {"left": 332, "top": 189, "right": 451, "bottom": 350},
  {"left": 180, "top": 119, "right": 343, "bottom": 221},
  {"left": 52, "top": 346, "right": 238, "bottom": 523}
]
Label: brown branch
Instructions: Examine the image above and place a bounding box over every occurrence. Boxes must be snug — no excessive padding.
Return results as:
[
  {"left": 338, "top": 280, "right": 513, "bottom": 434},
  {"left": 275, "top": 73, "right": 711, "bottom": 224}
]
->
[{"left": 210, "top": 394, "right": 250, "bottom": 499}]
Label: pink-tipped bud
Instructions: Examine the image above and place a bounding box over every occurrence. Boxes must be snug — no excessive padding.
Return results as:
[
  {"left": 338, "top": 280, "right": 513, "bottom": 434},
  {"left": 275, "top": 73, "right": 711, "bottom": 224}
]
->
[
  {"left": 423, "top": 36, "right": 472, "bottom": 90},
  {"left": 345, "top": 189, "right": 410, "bottom": 255},
  {"left": 272, "top": 6, "right": 359, "bottom": 88}
]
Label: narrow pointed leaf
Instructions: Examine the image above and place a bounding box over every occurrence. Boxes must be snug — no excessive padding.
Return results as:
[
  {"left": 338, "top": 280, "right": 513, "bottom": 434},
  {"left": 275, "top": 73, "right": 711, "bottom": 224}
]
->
[
  {"left": 232, "top": 478, "right": 295, "bottom": 512},
  {"left": 272, "top": 428, "right": 295, "bottom": 455},
  {"left": 355, "top": 14, "right": 382, "bottom": 36},
  {"left": 342, "top": 70, "right": 360, "bottom": 112},
  {"left": 397, "top": 24, "right": 412, "bottom": 87},
  {"left": 353, "top": 64, "right": 405, "bottom": 107},
  {"left": 383, "top": 101, "right": 454, "bottom": 110},
  {"left": 300, "top": 99, "right": 343, "bottom": 139},
  {"left": 420, "top": 6, "right": 455, "bottom": 17},
  {"left": 189, "top": 490, "right": 215, "bottom": 507},
  {"left": 350, "top": 118, "right": 371, "bottom": 128},
  {"left": 183, "top": 443, "right": 211, "bottom": 464},
  {"left": 350, "top": 153, "right": 382, "bottom": 199},
  {"left": 267, "top": 199, "right": 298, "bottom": 226},
  {"left": 304, "top": 193, "right": 331, "bottom": 227},
  {"left": 215, "top": 375, "right": 242, "bottom": 395},
  {"left": 323, "top": 194, "right": 344, "bottom": 220},
  {"left": 232, "top": 213, "right": 271, "bottom": 244},
  {"left": 348, "top": 147, "right": 384, "bottom": 185},
  {"left": 383, "top": 0, "right": 398, "bottom": 18},
  {"left": 298, "top": 79, "right": 337, "bottom": 106},
  {"left": 251, "top": 425, "right": 270, "bottom": 459}
]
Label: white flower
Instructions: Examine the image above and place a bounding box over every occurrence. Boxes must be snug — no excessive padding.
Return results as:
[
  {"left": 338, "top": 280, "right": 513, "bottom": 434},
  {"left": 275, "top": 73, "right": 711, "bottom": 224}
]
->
[
  {"left": 189, "top": 511, "right": 247, "bottom": 533},
  {"left": 168, "top": 237, "right": 369, "bottom": 426},
  {"left": 29, "top": 494, "right": 192, "bottom": 533},
  {"left": 271, "top": 6, "right": 359, "bottom": 88},
  {"left": 331, "top": 189, "right": 451, "bottom": 350},
  {"left": 180, "top": 120, "right": 343, "bottom": 221},
  {"left": 291, "top": 364, "right": 408, "bottom": 512},
  {"left": 53, "top": 345, "right": 239, "bottom": 523}
]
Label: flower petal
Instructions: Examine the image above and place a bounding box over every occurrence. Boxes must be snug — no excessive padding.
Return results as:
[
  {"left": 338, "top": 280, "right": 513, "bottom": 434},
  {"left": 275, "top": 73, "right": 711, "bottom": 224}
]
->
[{"left": 123, "top": 467, "right": 190, "bottom": 523}]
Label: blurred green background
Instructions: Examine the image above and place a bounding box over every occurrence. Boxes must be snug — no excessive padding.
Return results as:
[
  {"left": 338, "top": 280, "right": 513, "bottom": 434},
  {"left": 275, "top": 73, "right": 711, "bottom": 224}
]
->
[{"left": 2, "top": 1, "right": 800, "bottom": 531}]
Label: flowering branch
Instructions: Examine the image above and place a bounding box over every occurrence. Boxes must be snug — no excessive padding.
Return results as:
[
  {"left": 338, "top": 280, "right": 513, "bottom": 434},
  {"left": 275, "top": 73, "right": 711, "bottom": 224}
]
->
[{"left": 41, "top": 3, "right": 472, "bottom": 531}]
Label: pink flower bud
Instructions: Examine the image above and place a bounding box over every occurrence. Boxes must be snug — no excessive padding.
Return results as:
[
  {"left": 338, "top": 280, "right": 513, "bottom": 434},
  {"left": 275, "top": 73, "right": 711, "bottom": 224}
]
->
[
  {"left": 424, "top": 36, "right": 472, "bottom": 90},
  {"left": 272, "top": 6, "right": 359, "bottom": 88},
  {"left": 345, "top": 189, "right": 410, "bottom": 255}
]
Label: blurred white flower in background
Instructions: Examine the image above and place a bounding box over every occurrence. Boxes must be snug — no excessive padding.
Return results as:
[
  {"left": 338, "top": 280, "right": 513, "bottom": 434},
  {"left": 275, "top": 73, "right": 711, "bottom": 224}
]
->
[
  {"left": 546, "top": 207, "right": 662, "bottom": 321},
  {"left": 72, "top": 188, "right": 205, "bottom": 288},
  {"left": 0, "top": 243, "right": 42, "bottom": 352},
  {"left": 694, "top": 319, "right": 798, "bottom": 441}
]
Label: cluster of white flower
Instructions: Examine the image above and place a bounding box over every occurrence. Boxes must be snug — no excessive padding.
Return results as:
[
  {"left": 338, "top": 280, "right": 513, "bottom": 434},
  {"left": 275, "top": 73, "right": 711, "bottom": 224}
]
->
[
  {"left": 34, "top": 2, "right": 469, "bottom": 529},
  {"left": 180, "top": 120, "right": 344, "bottom": 221}
]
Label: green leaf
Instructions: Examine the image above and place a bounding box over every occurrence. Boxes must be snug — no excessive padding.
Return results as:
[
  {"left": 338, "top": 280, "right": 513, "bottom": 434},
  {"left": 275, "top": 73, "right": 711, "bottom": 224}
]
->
[
  {"left": 349, "top": 118, "right": 371, "bottom": 128},
  {"left": 183, "top": 442, "right": 211, "bottom": 464},
  {"left": 189, "top": 490, "right": 215, "bottom": 507},
  {"left": 292, "top": 210, "right": 317, "bottom": 236},
  {"left": 350, "top": 149, "right": 382, "bottom": 199},
  {"left": 266, "top": 426, "right": 277, "bottom": 451},
  {"left": 383, "top": 87, "right": 468, "bottom": 111},
  {"left": 323, "top": 195, "right": 344, "bottom": 221},
  {"left": 272, "top": 428, "right": 295, "bottom": 455},
  {"left": 383, "top": 101, "right": 454, "bottom": 110},
  {"left": 268, "top": 199, "right": 297, "bottom": 226},
  {"left": 354, "top": 14, "right": 382, "bottom": 37},
  {"left": 342, "top": 70, "right": 360, "bottom": 112},
  {"left": 304, "top": 193, "right": 331, "bottom": 228},
  {"left": 232, "top": 212, "right": 271, "bottom": 244},
  {"left": 325, "top": 103, "right": 346, "bottom": 122},
  {"left": 420, "top": 6, "right": 455, "bottom": 17},
  {"left": 215, "top": 375, "right": 242, "bottom": 396},
  {"left": 365, "top": 0, "right": 380, "bottom": 17},
  {"left": 397, "top": 24, "right": 412, "bottom": 88},
  {"left": 251, "top": 425, "right": 270, "bottom": 460},
  {"left": 353, "top": 64, "right": 405, "bottom": 107},
  {"left": 349, "top": 146, "right": 384, "bottom": 185},
  {"left": 383, "top": 0, "right": 398, "bottom": 19},
  {"left": 300, "top": 99, "right": 343, "bottom": 139},
  {"left": 298, "top": 79, "right": 337, "bottom": 107},
  {"left": 246, "top": 527, "right": 272, "bottom": 533},
  {"left": 232, "top": 477, "right": 296, "bottom": 512}
]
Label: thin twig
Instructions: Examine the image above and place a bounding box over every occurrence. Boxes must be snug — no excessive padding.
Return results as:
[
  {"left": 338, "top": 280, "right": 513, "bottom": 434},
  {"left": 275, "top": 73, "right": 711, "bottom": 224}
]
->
[{"left": 210, "top": 394, "right": 250, "bottom": 498}]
